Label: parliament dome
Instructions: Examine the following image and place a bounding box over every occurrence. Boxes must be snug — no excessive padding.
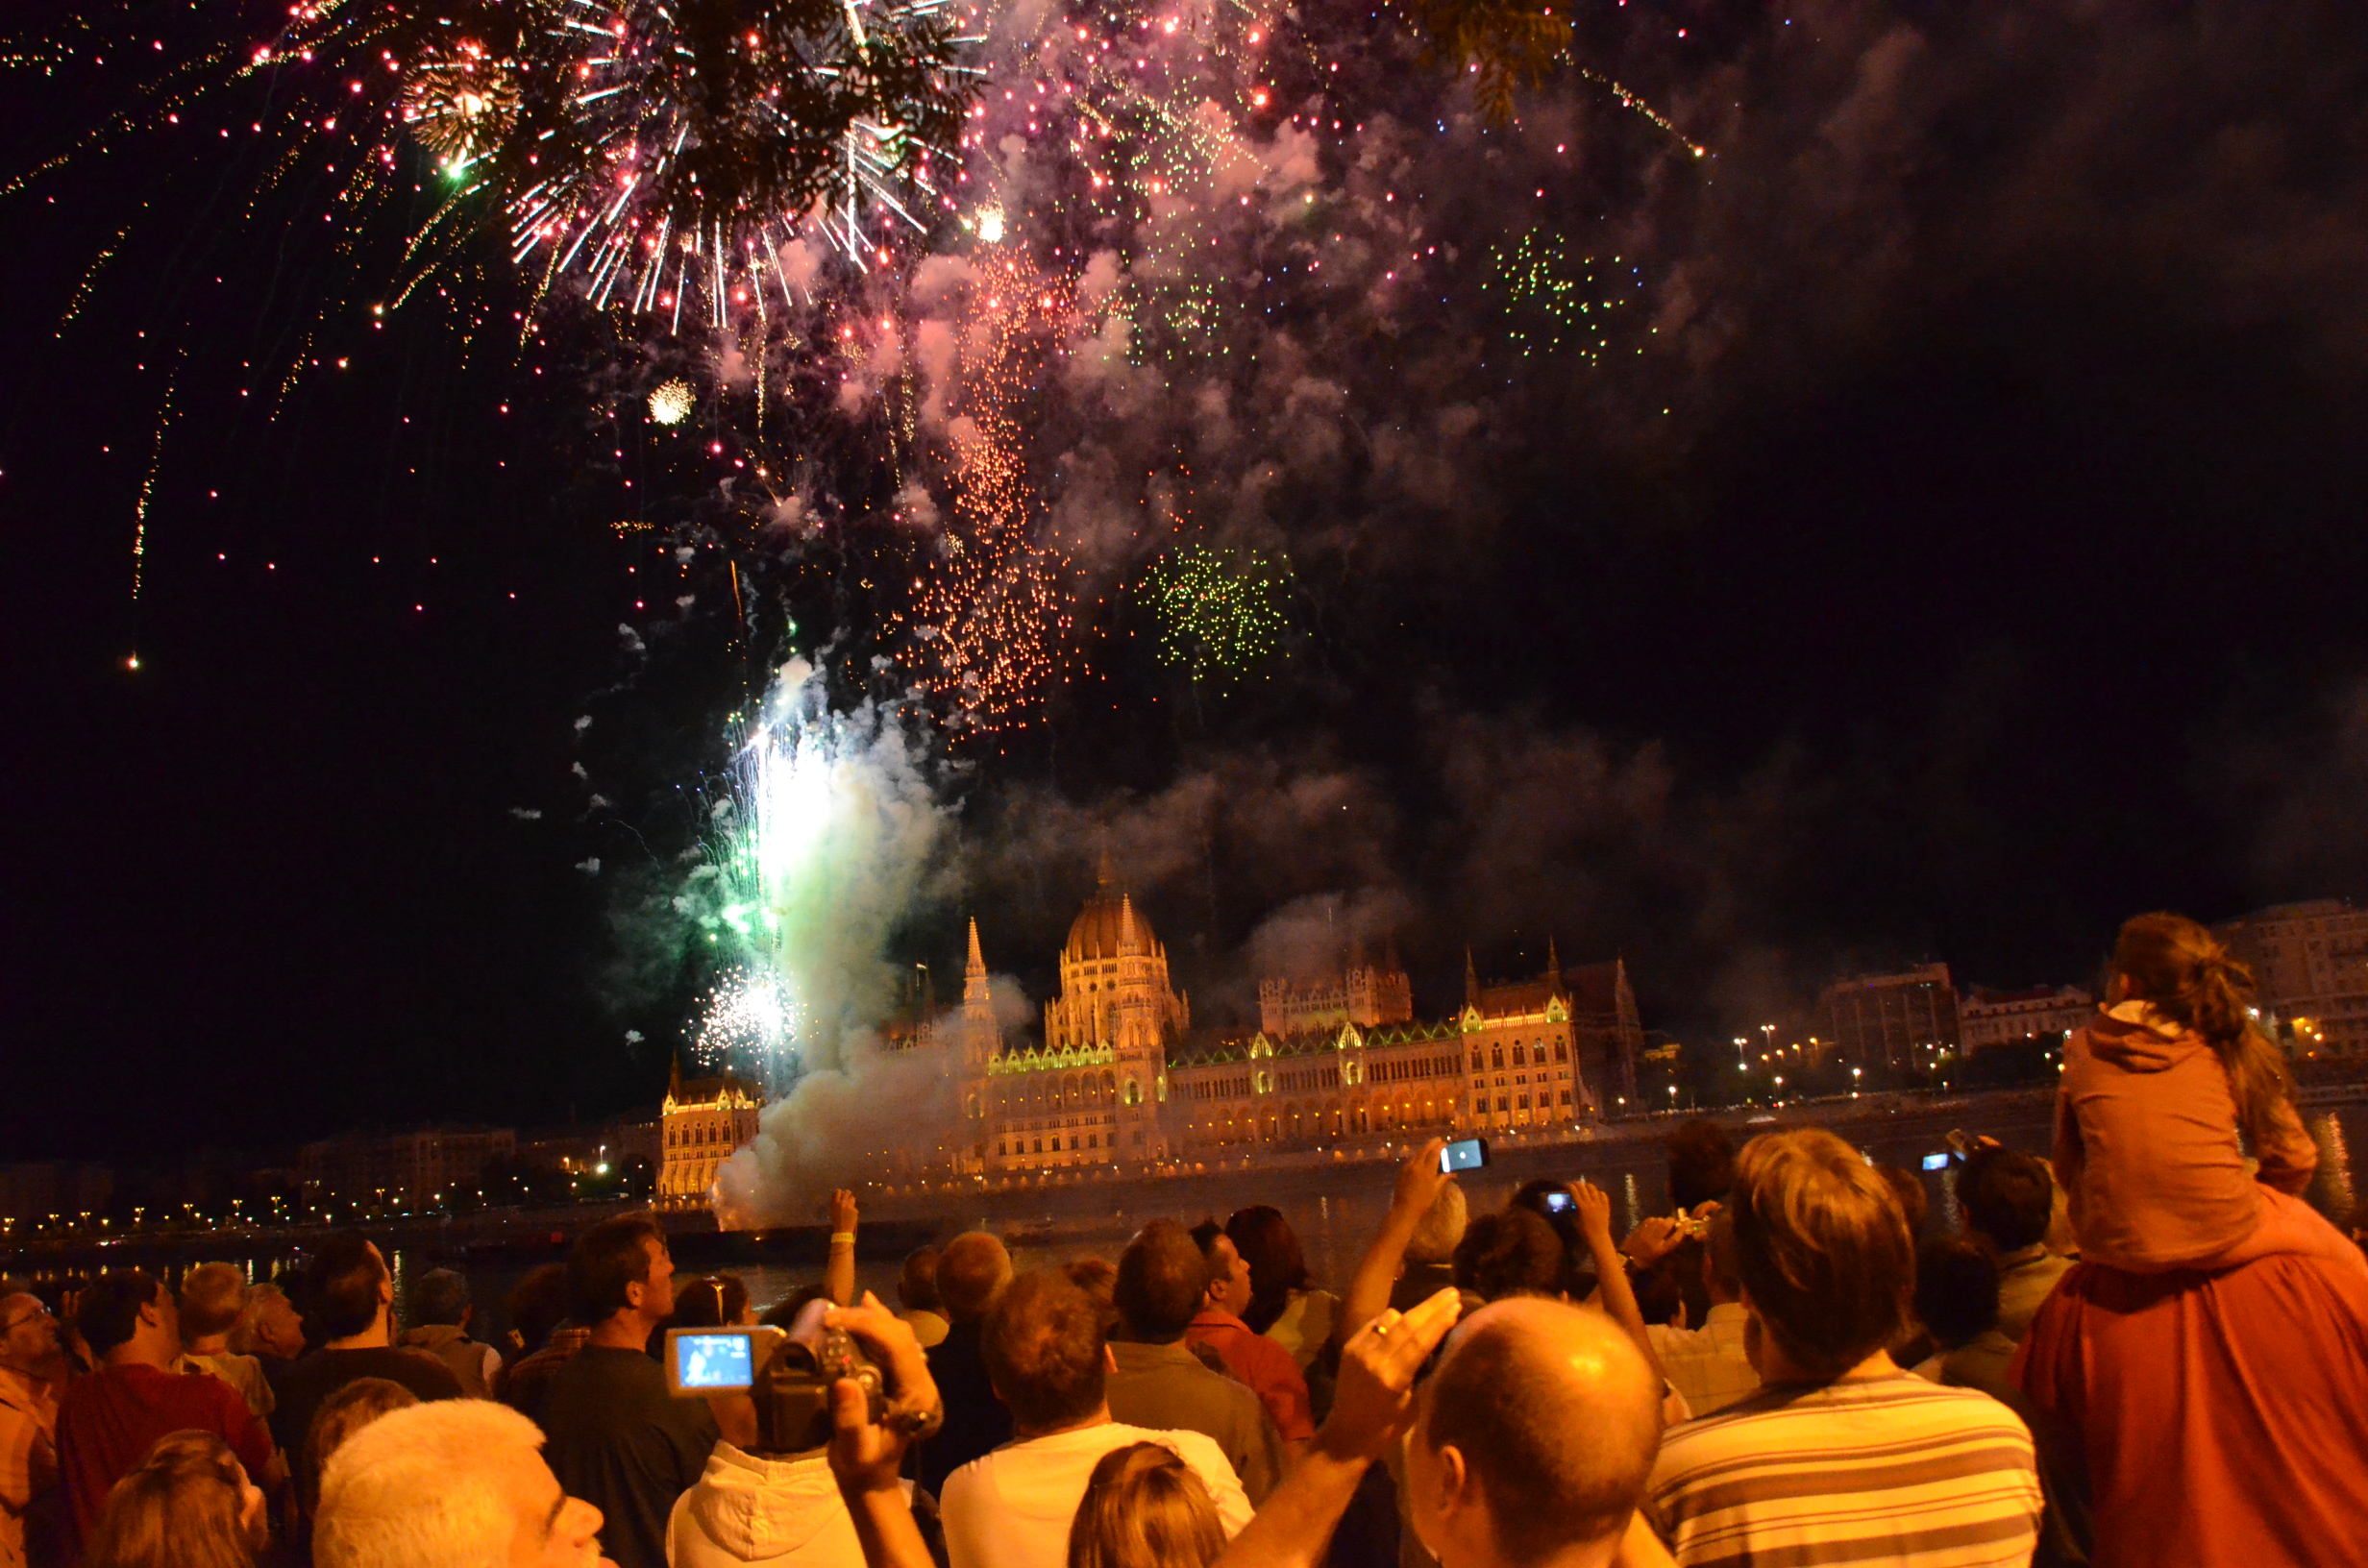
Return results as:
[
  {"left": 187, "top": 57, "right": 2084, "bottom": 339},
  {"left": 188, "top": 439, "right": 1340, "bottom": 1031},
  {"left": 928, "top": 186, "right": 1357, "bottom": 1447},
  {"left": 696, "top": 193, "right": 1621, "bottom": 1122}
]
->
[{"left": 1066, "top": 881, "right": 1154, "bottom": 961}]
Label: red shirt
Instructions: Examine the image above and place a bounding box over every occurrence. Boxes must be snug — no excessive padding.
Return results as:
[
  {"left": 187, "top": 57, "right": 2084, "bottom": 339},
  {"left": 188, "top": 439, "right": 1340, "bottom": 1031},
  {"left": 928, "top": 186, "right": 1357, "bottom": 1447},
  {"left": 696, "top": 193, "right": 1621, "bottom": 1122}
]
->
[
  {"left": 55, "top": 1361, "right": 271, "bottom": 1559},
  {"left": 1185, "top": 1310, "right": 1316, "bottom": 1441}
]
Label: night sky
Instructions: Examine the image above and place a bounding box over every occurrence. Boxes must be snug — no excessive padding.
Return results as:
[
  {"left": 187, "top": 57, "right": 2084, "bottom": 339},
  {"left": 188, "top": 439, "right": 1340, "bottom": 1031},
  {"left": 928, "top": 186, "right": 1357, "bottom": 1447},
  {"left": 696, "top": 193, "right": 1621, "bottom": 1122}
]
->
[{"left": 5, "top": 0, "right": 2367, "bottom": 1163}]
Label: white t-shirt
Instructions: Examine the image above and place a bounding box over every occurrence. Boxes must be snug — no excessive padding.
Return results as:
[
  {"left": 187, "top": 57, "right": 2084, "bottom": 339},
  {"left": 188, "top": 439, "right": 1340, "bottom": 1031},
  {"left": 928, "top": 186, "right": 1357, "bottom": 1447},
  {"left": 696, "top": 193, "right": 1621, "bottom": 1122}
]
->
[{"left": 940, "top": 1421, "right": 1254, "bottom": 1568}]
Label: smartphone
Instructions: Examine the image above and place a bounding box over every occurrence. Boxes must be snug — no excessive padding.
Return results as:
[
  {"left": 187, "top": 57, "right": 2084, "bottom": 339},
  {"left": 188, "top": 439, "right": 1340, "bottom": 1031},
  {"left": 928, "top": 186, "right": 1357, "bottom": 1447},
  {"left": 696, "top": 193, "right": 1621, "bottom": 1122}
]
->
[
  {"left": 1542, "top": 1188, "right": 1575, "bottom": 1213},
  {"left": 664, "top": 1326, "right": 778, "bottom": 1394},
  {"left": 1440, "top": 1137, "right": 1490, "bottom": 1173},
  {"left": 1920, "top": 1152, "right": 1951, "bottom": 1172}
]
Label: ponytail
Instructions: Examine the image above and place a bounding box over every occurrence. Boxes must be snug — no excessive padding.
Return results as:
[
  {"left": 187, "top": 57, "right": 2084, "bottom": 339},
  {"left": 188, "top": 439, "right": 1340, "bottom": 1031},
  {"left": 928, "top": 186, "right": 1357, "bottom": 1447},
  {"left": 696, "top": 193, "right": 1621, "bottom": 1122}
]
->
[{"left": 2110, "top": 912, "right": 2297, "bottom": 1154}]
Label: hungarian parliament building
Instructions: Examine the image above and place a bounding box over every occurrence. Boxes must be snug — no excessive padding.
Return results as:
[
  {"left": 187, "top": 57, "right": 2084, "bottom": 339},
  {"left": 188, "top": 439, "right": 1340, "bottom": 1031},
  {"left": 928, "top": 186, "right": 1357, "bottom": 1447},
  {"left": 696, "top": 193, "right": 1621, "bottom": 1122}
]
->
[
  {"left": 660, "top": 868, "right": 1647, "bottom": 1193},
  {"left": 916, "top": 870, "right": 1643, "bottom": 1178}
]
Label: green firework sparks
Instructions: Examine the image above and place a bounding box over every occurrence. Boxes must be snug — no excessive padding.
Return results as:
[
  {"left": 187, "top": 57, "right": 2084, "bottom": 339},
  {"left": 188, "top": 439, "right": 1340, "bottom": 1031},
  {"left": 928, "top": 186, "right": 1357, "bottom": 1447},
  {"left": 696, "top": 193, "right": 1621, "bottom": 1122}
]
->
[
  {"left": 1480, "top": 233, "right": 1646, "bottom": 361},
  {"left": 1143, "top": 544, "right": 1292, "bottom": 683}
]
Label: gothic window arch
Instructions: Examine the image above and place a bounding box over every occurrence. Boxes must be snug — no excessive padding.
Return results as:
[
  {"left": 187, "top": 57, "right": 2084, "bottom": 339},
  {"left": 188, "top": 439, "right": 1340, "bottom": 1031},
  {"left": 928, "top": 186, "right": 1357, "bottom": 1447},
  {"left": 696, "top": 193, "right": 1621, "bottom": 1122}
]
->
[
  {"left": 1122, "top": 1077, "right": 1144, "bottom": 1107},
  {"left": 1492, "top": 1044, "right": 1505, "bottom": 1071}
]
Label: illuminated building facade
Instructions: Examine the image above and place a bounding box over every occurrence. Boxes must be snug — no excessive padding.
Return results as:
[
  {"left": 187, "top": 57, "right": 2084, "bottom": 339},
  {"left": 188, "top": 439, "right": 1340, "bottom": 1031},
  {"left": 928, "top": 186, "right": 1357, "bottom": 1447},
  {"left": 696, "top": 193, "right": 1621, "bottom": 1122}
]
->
[
  {"left": 659, "top": 1065, "right": 765, "bottom": 1204},
  {"left": 2215, "top": 900, "right": 2368, "bottom": 1055},
  {"left": 1816, "top": 964, "right": 1961, "bottom": 1072},
  {"left": 1957, "top": 985, "right": 2095, "bottom": 1053},
  {"left": 931, "top": 870, "right": 1644, "bottom": 1175}
]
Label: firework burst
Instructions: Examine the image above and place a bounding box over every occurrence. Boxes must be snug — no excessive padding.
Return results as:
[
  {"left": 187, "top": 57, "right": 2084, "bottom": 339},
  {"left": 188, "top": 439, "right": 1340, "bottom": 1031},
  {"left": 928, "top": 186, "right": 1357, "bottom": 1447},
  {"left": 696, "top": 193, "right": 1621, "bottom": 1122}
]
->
[{"left": 1143, "top": 543, "right": 1292, "bottom": 685}]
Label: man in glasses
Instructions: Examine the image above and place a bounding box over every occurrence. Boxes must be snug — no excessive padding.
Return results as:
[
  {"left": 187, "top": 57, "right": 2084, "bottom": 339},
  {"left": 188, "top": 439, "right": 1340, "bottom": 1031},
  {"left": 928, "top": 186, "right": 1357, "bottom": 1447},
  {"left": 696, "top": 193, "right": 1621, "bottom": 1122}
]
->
[{"left": 0, "top": 1288, "right": 62, "bottom": 1568}]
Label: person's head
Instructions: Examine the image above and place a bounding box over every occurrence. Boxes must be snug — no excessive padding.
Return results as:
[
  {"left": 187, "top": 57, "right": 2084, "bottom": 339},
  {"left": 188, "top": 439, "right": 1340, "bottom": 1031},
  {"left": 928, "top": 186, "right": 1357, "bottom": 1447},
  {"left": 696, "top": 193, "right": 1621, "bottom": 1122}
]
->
[
  {"left": 899, "top": 1246, "right": 943, "bottom": 1315},
  {"left": 1665, "top": 1119, "right": 1736, "bottom": 1213},
  {"left": 1730, "top": 1130, "right": 1914, "bottom": 1381},
  {"left": 1188, "top": 1221, "right": 1251, "bottom": 1319},
  {"left": 306, "top": 1232, "right": 393, "bottom": 1342},
  {"left": 2110, "top": 911, "right": 2295, "bottom": 1148},
  {"left": 305, "top": 1378, "right": 421, "bottom": 1505},
  {"left": 84, "top": 1429, "right": 265, "bottom": 1568},
  {"left": 1452, "top": 1210, "right": 1565, "bottom": 1304},
  {"left": 1874, "top": 1166, "right": 1930, "bottom": 1241},
  {"left": 408, "top": 1268, "right": 473, "bottom": 1332},
  {"left": 1957, "top": 1148, "right": 2054, "bottom": 1254},
  {"left": 1408, "top": 1299, "right": 1662, "bottom": 1568},
  {"left": 78, "top": 1270, "right": 176, "bottom": 1362},
  {"left": 178, "top": 1264, "right": 251, "bottom": 1347},
  {"left": 982, "top": 1270, "right": 1110, "bottom": 1435},
  {"left": 566, "top": 1213, "right": 673, "bottom": 1332},
  {"left": 669, "top": 1274, "right": 752, "bottom": 1330},
  {"left": 1066, "top": 1441, "right": 1224, "bottom": 1568},
  {"left": 505, "top": 1264, "right": 570, "bottom": 1355},
  {"left": 0, "top": 1290, "right": 60, "bottom": 1377},
  {"left": 1115, "top": 1219, "right": 1210, "bottom": 1344},
  {"left": 1913, "top": 1236, "right": 2002, "bottom": 1353},
  {"left": 1065, "top": 1257, "right": 1121, "bottom": 1337},
  {"left": 232, "top": 1283, "right": 306, "bottom": 1361},
  {"left": 1223, "top": 1206, "right": 1311, "bottom": 1335},
  {"left": 1404, "top": 1180, "right": 1470, "bottom": 1267},
  {"left": 315, "top": 1399, "right": 607, "bottom": 1568},
  {"left": 1701, "top": 1208, "right": 1742, "bottom": 1308},
  {"left": 937, "top": 1232, "right": 1014, "bottom": 1326}
]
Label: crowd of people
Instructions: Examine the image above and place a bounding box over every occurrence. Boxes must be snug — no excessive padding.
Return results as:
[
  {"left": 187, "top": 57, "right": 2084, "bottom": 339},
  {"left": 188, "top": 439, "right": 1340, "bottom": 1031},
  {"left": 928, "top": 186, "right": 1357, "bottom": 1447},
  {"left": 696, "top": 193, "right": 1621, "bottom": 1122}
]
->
[{"left": 2, "top": 911, "right": 2365, "bottom": 1568}]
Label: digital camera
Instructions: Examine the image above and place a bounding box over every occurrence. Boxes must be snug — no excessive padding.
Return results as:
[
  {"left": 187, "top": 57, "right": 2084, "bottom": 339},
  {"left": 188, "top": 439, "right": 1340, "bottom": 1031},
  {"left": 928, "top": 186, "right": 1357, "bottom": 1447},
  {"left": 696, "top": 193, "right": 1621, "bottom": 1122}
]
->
[{"left": 665, "top": 1302, "right": 887, "bottom": 1455}]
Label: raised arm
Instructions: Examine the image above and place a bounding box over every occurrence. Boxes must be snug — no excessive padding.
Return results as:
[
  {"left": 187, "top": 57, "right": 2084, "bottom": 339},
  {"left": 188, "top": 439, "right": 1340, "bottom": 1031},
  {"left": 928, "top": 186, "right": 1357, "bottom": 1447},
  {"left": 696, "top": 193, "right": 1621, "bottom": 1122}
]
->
[
  {"left": 826, "top": 1188, "right": 859, "bottom": 1308},
  {"left": 1573, "top": 1179, "right": 1665, "bottom": 1387},
  {"left": 1340, "top": 1139, "right": 1451, "bottom": 1340},
  {"left": 825, "top": 1294, "right": 946, "bottom": 1568},
  {"left": 1212, "top": 1288, "right": 1463, "bottom": 1568}
]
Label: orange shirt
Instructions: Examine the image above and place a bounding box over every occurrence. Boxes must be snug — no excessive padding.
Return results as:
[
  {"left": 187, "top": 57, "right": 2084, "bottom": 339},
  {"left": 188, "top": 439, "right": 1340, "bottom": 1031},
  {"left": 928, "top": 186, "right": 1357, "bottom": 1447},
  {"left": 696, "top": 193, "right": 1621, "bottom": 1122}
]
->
[
  {"left": 1184, "top": 1311, "right": 1315, "bottom": 1442},
  {"left": 2054, "top": 1009, "right": 2317, "bottom": 1271}
]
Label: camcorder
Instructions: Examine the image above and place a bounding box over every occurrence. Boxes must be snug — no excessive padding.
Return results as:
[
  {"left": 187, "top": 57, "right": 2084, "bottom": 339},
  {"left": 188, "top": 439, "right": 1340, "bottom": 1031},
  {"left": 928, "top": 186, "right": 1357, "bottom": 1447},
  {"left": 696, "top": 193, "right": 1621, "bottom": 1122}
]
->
[{"left": 665, "top": 1299, "right": 925, "bottom": 1456}]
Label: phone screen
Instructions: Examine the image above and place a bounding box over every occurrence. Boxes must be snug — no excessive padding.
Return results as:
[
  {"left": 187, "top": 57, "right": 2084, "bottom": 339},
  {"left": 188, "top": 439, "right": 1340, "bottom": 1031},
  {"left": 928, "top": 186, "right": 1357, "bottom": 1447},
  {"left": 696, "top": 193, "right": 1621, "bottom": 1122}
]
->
[
  {"left": 1542, "top": 1189, "right": 1574, "bottom": 1213},
  {"left": 1920, "top": 1153, "right": 1951, "bottom": 1172},
  {"left": 673, "top": 1332, "right": 754, "bottom": 1390},
  {"left": 1440, "top": 1137, "right": 1489, "bottom": 1173}
]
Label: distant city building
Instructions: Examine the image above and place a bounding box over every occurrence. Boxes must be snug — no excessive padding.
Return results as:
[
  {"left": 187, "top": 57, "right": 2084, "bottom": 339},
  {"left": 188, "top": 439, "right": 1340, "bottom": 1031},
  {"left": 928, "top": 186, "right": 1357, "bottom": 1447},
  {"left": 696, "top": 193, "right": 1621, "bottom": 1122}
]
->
[
  {"left": 518, "top": 1118, "right": 660, "bottom": 1178},
  {"left": 0, "top": 1162, "right": 114, "bottom": 1223},
  {"left": 2215, "top": 899, "right": 2368, "bottom": 1056},
  {"left": 297, "top": 1126, "right": 515, "bottom": 1206},
  {"left": 658, "top": 1066, "right": 765, "bottom": 1205},
  {"left": 1958, "top": 985, "right": 2096, "bottom": 1054},
  {"left": 908, "top": 868, "right": 1646, "bottom": 1181},
  {"left": 1816, "top": 964, "right": 1961, "bottom": 1072}
]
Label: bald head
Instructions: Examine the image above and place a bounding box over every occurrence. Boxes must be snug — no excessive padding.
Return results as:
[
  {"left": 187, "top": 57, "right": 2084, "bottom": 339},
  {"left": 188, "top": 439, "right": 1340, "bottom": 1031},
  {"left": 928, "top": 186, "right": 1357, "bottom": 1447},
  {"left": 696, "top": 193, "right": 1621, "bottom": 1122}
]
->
[
  {"left": 937, "top": 1232, "right": 1014, "bottom": 1324},
  {"left": 1417, "top": 1299, "right": 1662, "bottom": 1567}
]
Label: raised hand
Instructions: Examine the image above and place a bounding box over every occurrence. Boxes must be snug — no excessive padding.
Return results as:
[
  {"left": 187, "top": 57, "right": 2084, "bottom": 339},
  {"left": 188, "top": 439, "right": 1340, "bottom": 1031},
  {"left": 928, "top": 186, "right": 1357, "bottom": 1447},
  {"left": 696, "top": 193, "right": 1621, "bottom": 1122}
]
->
[{"left": 1316, "top": 1286, "right": 1463, "bottom": 1464}]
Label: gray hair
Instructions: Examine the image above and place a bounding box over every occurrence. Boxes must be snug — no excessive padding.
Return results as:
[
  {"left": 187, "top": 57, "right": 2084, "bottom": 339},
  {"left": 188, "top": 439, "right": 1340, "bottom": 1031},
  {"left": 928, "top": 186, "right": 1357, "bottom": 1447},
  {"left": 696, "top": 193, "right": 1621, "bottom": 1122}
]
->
[
  {"left": 315, "top": 1401, "right": 547, "bottom": 1568},
  {"left": 1403, "top": 1181, "right": 1469, "bottom": 1266}
]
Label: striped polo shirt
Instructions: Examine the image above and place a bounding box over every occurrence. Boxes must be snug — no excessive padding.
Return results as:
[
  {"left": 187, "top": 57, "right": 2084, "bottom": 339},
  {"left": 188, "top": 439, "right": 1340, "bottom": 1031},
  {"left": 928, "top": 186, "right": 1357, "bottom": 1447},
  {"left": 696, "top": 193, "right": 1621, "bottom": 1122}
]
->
[{"left": 1646, "top": 1374, "right": 2041, "bottom": 1567}]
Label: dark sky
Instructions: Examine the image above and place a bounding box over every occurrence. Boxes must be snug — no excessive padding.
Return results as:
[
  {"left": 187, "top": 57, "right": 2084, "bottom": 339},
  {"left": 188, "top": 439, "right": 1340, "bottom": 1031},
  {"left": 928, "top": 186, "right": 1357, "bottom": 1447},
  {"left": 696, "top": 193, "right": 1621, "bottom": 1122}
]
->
[{"left": 5, "top": 0, "right": 2368, "bottom": 1162}]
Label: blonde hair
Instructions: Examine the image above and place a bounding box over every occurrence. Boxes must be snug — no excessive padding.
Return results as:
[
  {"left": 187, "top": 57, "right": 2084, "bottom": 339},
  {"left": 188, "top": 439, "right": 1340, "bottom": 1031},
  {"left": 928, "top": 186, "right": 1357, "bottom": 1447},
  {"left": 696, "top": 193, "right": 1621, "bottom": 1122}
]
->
[
  {"left": 85, "top": 1431, "right": 258, "bottom": 1568},
  {"left": 315, "top": 1401, "right": 547, "bottom": 1568},
  {"left": 1066, "top": 1442, "right": 1224, "bottom": 1568},
  {"left": 179, "top": 1263, "right": 251, "bottom": 1341},
  {"left": 2112, "top": 912, "right": 2297, "bottom": 1155}
]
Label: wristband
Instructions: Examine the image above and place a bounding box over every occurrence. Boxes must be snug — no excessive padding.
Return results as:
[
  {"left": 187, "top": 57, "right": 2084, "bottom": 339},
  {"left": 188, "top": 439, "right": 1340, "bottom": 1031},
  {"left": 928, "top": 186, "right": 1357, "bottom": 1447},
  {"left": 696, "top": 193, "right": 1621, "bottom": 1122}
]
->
[{"left": 829, "top": 1231, "right": 856, "bottom": 1246}]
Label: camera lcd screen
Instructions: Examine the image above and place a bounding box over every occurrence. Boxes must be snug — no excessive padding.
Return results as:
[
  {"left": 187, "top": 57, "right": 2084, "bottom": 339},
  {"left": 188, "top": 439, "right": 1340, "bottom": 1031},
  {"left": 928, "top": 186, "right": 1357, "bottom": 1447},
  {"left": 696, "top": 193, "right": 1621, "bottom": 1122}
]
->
[
  {"left": 1542, "top": 1189, "right": 1574, "bottom": 1213},
  {"left": 1440, "top": 1137, "right": 1489, "bottom": 1173},
  {"left": 1920, "top": 1153, "right": 1951, "bottom": 1172},
  {"left": 674, "top": 1332, "right": 754, "bottom": 1391}
]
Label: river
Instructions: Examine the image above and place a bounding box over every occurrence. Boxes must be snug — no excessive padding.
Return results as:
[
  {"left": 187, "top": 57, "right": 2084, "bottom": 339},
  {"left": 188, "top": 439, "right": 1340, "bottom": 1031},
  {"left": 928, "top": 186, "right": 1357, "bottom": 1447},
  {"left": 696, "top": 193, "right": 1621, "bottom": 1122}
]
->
[{"left": 8, "top": 1089, "right": 2360, "bottom": 1348}]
